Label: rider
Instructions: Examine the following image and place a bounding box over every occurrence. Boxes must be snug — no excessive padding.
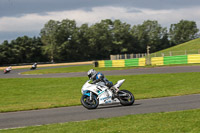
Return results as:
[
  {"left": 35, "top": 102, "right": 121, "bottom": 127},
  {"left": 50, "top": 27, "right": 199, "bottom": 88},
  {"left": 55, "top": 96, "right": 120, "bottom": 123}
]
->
[
  {"left": 87, "top": 69, "right": 119, "bottom": 96},
  {"left": 6, "top": 66, "right": 12, "bottom": 71},
  {"left": 87, "top": 69, "right": 113, "bottom": 87},
  {"left": 32, "top": 63, "right": 37, "bottom": 68}
]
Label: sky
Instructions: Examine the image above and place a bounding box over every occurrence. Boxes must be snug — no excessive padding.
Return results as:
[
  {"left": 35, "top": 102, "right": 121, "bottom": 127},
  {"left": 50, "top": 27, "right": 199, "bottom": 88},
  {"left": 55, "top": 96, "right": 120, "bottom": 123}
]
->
[{"left": 1, "top": 0, "right": 200, "bottom": 43}]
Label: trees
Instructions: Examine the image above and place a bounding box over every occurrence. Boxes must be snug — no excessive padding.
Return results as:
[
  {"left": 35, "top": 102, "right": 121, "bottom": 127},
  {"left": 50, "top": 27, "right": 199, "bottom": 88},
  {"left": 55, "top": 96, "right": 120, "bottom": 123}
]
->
[
  {"left": 86, "top": 19, "right": 137, "bottom": 59},
  {"left": 0, "top": 41, "right": 11, "bottom": 64},
  {"left": 111, "top": 20, "right": 136, "bottom": 54},
  {"left": 87, "top": 19, "right": 113, "bottom": 60},
  {"left": 0, "top": 36, "right": 46, "bottom": 65},
  {"left": 73, "top": 24, "right": 91, "bottom": 61},
  {"left": 0, "top": 19, "right": 199, "bottom": 65},
  {"left": 40, "top": 20, "right": 60, "bottom": 62},
  {"left": 131, "top": 20, "right": 169, "bottom": 53},
  {"left": 169, "top": 20, "right": 199, "bottom": 45},
  {"left": 40, "top": 19, "right": 79, "bottom": 62}
]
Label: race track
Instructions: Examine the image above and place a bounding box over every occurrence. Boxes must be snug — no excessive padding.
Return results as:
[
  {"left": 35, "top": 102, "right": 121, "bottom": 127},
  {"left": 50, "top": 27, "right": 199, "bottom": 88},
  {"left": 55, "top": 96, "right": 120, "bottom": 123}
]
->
[
  {"left": 0, "top": 94, "right": 200, "bottom": 129},
  {"left": 0, "top": 65, "right": 200, "bottom": 78},
  {"left": 0, "top": 65, "right": 200, "bottom": 129}
]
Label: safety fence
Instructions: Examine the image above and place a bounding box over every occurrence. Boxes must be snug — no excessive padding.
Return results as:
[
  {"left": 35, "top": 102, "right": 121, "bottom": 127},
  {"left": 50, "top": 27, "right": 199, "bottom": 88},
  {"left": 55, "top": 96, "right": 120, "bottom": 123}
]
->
[
  {"left": 98, "top": 54, "right": 200, "bottom": 67},
  {"left": 151, "top": 49, "right": 200, "bottom": 57},
  {"left": 110, "top": 49, "right": 200, "bottom": 60},
  {"left": 98, "top": 58, "right": 146, "bottom": 67}
]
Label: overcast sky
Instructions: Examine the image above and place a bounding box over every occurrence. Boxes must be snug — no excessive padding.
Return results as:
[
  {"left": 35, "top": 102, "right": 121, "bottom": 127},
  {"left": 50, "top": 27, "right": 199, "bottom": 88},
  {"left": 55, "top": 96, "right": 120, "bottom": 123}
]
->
[{"left": 1, "top": 0, "right": 200, "bottom": 43}]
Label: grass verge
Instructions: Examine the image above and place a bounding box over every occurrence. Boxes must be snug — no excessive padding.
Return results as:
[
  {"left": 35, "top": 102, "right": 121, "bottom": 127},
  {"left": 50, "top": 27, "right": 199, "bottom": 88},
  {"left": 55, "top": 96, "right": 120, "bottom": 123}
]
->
[
  {"left": 0, "top": 72, "right": 200, "bottom": 112},
  {"left": 1, "top": 109, "right": 200, "bottom": 133}
]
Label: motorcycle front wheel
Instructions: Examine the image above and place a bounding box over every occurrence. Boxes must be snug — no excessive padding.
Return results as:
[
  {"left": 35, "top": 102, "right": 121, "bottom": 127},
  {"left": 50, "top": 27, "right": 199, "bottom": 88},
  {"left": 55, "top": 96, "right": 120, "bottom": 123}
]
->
[
  {"left": 81, "top": 95, "right": 99, "bottom": 109},
  {"left": 117, "top": 90, "right": 135, "bottom": 106},
  {"left": 4, "top": 71, "right": 9, "bottom": 74}
]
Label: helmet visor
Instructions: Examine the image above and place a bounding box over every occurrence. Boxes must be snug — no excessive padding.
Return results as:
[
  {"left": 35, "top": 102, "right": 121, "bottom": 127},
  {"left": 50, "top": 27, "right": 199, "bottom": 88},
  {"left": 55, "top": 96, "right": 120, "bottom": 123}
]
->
[{"left": 88, "top": 74, "right": 92, "bottom": 79}]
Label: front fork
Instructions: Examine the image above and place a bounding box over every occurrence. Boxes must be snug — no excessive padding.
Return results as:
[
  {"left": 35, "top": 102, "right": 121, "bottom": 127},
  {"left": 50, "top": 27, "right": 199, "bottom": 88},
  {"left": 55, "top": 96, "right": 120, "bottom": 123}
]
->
[{"left": 90, "top": 91, "right": 93, "bottom": 101}]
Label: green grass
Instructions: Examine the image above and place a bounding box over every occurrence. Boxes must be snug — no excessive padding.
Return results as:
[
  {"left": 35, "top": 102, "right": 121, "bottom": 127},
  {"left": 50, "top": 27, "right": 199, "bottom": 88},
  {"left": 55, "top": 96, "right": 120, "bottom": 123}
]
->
[
  {"left": 1, "top": 109, "right": 200, "bottom": 133},
  {"left": 152, "top": 38, "right": 200, "bottom": 57},
  {"left": 0, "top": 72, "right": 200, "bottom": 112}
]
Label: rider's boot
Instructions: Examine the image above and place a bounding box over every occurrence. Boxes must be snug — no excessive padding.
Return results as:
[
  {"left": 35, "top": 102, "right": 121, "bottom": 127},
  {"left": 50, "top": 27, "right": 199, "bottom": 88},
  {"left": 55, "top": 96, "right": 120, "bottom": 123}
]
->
[{"left": 111, "top": 87, "right": 119, "bottom": 100}]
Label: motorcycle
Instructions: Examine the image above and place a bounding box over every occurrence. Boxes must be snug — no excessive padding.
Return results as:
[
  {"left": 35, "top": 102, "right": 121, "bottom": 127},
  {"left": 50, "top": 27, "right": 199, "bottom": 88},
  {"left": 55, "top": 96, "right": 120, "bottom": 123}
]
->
[
  {"left": 30, "top": 64, "right": 37, "bottom": 70},
  {"left": 81, "top": 79, "right": 135, "bottom": 109}
]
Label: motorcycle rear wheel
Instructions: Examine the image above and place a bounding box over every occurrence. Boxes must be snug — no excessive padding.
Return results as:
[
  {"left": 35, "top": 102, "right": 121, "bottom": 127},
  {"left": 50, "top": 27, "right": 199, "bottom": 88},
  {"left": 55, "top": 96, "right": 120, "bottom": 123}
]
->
[
  {"left": 118, "top": 90, "right": 135, "bottom": 106},
  {"left": 81, "top": 95, "right": 99, "bottom": 109}
]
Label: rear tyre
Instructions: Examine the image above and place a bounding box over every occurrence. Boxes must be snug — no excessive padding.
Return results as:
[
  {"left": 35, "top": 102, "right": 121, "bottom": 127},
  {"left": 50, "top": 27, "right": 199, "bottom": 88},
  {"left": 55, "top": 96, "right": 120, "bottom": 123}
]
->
[
  {"left": 81, "top": 95, "right": 99, "bottom": 109},
  {"left": 118, "top": 90, "right": 135, "bottom": 106}
]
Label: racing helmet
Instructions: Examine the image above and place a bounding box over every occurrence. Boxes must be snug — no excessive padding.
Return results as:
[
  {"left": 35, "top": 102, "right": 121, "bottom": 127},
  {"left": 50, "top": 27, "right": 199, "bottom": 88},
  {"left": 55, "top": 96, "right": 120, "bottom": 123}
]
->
[{"left": 87, "top": 69, "right": 97, "bottom": 79}]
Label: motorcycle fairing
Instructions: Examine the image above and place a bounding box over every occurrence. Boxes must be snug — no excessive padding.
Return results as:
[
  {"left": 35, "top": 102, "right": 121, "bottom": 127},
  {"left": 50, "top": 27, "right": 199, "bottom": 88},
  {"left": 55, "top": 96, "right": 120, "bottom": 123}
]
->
[{"left": 82, "top": 90, "right": 91, "bottom": 96}]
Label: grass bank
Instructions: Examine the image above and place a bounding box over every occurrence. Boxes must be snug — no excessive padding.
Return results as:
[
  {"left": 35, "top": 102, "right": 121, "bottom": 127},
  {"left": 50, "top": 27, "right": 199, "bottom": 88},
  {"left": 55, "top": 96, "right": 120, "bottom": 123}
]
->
[
  {"left": 0, "top": 72, "right": 200, "bottom": 112},
  {"left": 152, "top": 38, "right": 200, "bottom": 57},
  {"left": 1, "top": 109, "right": 200, "bottom": 133}
]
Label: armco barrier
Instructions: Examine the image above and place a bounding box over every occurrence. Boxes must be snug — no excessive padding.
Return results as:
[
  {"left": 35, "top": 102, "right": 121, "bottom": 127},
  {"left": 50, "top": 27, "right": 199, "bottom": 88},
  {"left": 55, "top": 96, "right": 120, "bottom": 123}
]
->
[
  {"left": 125, "top": 58, "right": 139, "bottom": 67},
  {"left": 188, "top": 54, "right": 200, "bottom": 64},
  {"left": 104, "top": 60, "right": 112, "bottom": 67},
  {"left": 164, "top": 55, "right": 187, "bottom": 65},
  {"left": 139, "top": 58, "right": 146, "bottom": 66},
  {"left": 112, "top": 60, "right": 125, "bottom": 67},
  {"left": 151, "top": 57, "right": 164, "bottom": 66},
  {"left": 98, "top": 60, "right": 105, "bottom": 67},
  {"left": 151, "top": 54, "right": 200, "bottom": 66},
  {"left": 98, "top": 54, "right": 200, "bottom": 67},
  {"left": 151, "top": 55, "right": 187, "bottom": 66},
  {"left": 98, "top": 58, "right": 146, "bottom": 67}
]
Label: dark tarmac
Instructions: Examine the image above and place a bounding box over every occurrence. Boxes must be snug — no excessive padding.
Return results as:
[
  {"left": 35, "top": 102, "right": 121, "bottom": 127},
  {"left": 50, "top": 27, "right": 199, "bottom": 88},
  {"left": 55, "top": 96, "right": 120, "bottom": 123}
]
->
[{"left": 0, "top": 65, "right": 200, "bottom": 78}]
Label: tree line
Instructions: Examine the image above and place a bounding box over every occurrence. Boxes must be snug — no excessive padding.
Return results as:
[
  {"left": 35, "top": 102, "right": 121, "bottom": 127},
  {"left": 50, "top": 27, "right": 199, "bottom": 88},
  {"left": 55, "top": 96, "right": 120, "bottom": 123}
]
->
[{"left": 0, "top": 19, "right": 199, "bottom": 65}]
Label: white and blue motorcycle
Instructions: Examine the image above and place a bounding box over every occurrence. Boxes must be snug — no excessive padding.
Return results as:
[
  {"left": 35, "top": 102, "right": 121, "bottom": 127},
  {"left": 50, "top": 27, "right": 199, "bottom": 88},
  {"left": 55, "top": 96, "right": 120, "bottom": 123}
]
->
[{"left": 81, "top": 79, "right": 135, "bottom": 109}]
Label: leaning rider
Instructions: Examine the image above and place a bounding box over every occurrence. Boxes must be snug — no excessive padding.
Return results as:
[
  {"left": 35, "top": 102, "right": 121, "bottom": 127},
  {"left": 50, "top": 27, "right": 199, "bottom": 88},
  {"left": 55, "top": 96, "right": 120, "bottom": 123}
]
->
[
  {"left": 32, "top": 62, "right": 37, "bottom": 68},
  {"left": 6, "top": 66, "right": 12, "bottom": 71},
  {"left": 87, "top": 69, "right": 119, "bottom": 94}
]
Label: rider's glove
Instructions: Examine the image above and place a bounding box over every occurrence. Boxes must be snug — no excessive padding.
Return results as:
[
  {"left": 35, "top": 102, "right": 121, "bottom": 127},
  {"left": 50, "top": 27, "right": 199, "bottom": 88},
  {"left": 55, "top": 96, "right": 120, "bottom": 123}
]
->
[{"left": 106, "top": 81, "right": 113, "bottom": 87}]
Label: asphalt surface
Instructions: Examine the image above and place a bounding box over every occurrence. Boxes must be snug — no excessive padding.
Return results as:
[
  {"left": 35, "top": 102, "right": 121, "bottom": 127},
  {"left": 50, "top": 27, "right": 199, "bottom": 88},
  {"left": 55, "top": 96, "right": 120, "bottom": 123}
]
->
[
  {"left": 0, "top": 65, "right": 200, "bottom": 78},
  {"left": 0, "top": 64, "right": 88, "bottom": 78},
  {"left": 0, "top": 65, "right": 200, "bottom": 130},
  {"left": 0, "top": 94, "right": 200, "bottom": 129}
]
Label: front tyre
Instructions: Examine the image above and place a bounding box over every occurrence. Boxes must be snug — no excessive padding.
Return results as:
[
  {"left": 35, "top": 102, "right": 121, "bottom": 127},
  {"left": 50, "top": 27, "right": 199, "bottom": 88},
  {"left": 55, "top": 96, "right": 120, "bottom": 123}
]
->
[
  {"left": 118, "top": 90, "right": 135, "bottom": 106},
  {"left": 81, "top": 95, "right": 99, "bottom": 109}
]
